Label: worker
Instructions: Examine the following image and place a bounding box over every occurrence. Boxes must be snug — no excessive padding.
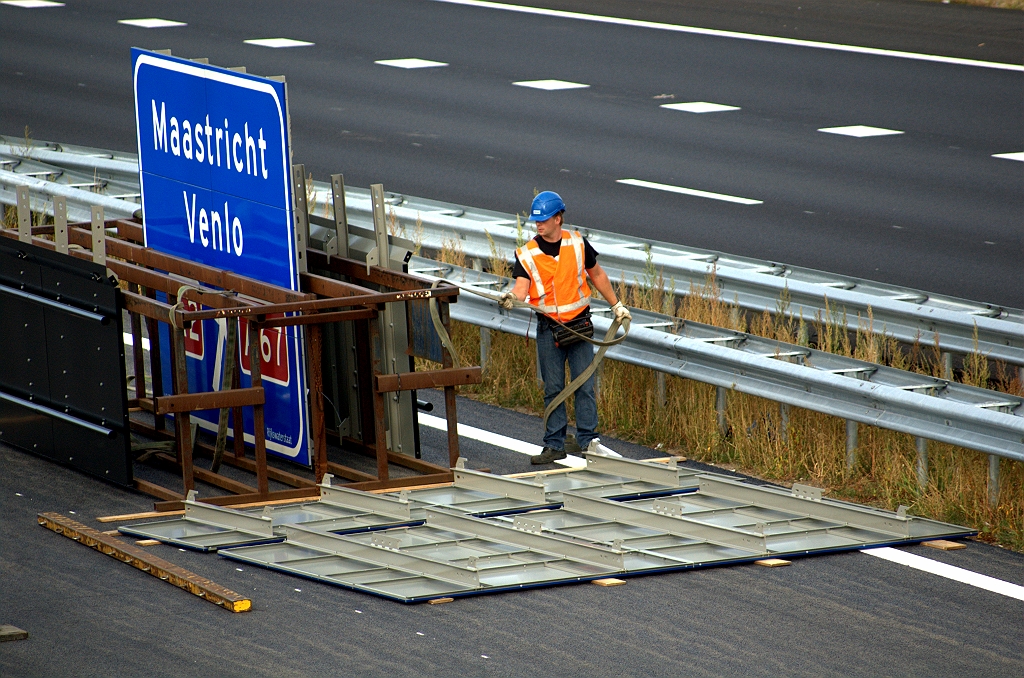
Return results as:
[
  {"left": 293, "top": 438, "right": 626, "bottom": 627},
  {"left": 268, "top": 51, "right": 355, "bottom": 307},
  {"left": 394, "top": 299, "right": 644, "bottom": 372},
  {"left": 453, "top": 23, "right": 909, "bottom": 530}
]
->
[{"left": 499, "top": 191, "right": 631, "bottom": 464}]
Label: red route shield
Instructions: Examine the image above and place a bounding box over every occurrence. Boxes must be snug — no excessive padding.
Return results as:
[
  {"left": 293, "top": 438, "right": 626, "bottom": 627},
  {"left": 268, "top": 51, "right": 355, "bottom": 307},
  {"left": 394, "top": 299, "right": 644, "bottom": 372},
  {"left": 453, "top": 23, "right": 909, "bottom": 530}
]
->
[{"left": 239, "top": 315, "right": 290, "bottom": 386}]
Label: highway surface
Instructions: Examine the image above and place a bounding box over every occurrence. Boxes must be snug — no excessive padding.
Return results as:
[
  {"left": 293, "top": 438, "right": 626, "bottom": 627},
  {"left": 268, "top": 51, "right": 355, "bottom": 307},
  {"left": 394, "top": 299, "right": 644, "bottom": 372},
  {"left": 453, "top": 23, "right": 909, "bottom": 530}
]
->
[
  {"left": 2, "top": 7, "right": 1023, "bottom": 673},
  {"left": 2, "top": 391, "right": 1024, "bottom": 677},
  {"left": 2, "top": 0, "right": 1022, "bottom": 307}
]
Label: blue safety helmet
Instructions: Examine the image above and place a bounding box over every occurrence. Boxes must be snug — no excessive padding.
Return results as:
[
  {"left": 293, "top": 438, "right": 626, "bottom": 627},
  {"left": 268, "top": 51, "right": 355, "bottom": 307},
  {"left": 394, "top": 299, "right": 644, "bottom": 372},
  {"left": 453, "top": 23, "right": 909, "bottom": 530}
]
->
[{"left": 530, "top": 191, "right": 566, "bottom": 222}]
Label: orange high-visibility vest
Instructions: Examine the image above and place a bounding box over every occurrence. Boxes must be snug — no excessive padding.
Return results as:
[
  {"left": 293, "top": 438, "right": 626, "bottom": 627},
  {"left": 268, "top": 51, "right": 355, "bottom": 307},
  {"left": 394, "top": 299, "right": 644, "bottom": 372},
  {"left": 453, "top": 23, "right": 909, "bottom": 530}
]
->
[{"left": 515, "top": 230, "right": 592, "bottom": 322}]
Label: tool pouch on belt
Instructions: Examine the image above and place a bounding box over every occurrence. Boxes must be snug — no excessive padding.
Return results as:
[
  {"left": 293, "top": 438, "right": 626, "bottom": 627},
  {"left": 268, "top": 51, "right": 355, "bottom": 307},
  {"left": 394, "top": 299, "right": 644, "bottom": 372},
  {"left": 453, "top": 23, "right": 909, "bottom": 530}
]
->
[{"left": 550, "top": 312, "right": 594, "bottom": 348}]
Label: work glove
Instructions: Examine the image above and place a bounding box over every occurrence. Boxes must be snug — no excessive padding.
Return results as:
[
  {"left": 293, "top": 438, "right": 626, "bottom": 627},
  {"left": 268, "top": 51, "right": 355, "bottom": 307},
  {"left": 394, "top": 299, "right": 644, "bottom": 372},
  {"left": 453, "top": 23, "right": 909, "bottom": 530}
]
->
[
  {"left": 499, "top": 292, "right": 517, "bottom": 311},
  {"left": 611, "top": 301, "right": 631, "bottom": 322}
]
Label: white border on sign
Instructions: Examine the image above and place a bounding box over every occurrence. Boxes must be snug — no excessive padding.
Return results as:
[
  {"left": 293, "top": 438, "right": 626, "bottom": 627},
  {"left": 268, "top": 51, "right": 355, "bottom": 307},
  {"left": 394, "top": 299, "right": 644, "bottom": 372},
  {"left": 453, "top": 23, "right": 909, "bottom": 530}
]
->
[{"left": 132, "top": 51, "right": 307, "bottom": 460}]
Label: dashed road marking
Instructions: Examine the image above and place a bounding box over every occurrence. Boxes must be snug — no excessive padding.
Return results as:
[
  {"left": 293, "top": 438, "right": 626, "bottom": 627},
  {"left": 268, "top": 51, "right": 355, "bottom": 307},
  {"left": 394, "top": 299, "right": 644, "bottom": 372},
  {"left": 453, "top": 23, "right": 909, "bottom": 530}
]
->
[
  {"left": 244, "top": 38, "right": 314, "bottom": 48},
  {"left": 430, "top": 0, "right": 1024, "bottom": 72},
  {"left": 617, "top": 178, "right": 763, "bottom": 205},
  {"left": 862, "top": 547, "right": 1024, "bottom": 601},
  {"left": 818, "top": 125, "right": 904, "bottom": 137},
  {"left": 118, "top": 18, "right": 186, "bottom": 29},
  {"left": 992, "top": 152, "right": 1024, "bottom": 162},
  {"left": 375, "top": 58, "right": 449, "bottom": 69},
  {"left": 2, "top": 0, "right": 64, "bottom": 6},
  {"left": 513, "top": 79, "right": 589, "bottom": 90},
  {"left": 661, "top": 102, "right": 740, "bottom": 113}
]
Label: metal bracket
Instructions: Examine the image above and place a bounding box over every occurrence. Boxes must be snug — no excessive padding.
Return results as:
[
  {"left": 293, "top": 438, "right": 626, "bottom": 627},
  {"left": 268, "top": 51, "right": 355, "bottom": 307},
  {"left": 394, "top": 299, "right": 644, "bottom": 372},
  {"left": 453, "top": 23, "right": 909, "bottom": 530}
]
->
[
  {"left": 791, "top": 483, "right": 823, "bottom": 502},
  {"left": 371, "top": 534, "right": 402, "bottom": 551},
  {"left": 652, "top": 499, "right": 684, "bottom": 517},
  {"left": 512, "top": 516, "right": 544, "bottom": 534},
  {"left": 454, "top": 468, "right": 547, "bottom": 503}
]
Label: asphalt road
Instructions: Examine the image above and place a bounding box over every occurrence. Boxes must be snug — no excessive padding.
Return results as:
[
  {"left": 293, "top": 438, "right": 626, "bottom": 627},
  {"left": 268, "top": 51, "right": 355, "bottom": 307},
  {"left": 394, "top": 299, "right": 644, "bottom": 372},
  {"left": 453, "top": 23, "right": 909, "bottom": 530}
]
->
[
  {"left": 3, "top": 392, "right": 1024, "bottom": 678},
  {"left": 2, "top": 0, "right": 1022, "bottom": 307}
]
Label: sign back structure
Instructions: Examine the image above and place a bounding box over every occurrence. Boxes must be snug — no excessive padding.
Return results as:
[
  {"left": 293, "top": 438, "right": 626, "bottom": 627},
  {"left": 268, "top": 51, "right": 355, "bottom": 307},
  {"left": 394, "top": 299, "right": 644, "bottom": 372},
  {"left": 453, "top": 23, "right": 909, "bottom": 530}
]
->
[{"left": 132, "top": 48, "right": 310, "bottom": 466}]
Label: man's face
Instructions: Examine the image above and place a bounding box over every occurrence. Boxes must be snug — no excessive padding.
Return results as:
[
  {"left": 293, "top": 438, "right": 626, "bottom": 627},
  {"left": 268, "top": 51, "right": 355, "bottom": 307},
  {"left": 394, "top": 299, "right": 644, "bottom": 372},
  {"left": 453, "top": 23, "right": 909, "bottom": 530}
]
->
[{"left": 535, "top": 214, "right": 562, "bottom": 242}]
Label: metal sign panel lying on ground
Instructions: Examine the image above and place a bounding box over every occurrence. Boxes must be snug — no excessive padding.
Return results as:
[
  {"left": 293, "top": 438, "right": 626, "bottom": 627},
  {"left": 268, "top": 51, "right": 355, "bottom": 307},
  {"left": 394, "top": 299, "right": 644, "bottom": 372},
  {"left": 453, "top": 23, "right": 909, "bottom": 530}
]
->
[
  {"left": 218, "top": 475, "right": 973, "bottom": 602},
  {"left": 117, "top": 455, "right": 709, "bottom": 551},
  {"left": 132, "top": 48, "right": 310, "bottom": 465}
]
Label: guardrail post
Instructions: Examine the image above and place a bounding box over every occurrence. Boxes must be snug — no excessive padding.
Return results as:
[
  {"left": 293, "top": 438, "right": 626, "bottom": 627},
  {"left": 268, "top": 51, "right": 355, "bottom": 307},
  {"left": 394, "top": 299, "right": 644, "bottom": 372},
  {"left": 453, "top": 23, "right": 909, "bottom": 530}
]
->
[
  {"left": 16, "top": 186, "right": 31, "bottom": 243},
  {"left": 988, "top": 455, "right": 1000, "bottom": 509},
  {"left": 915, "top": 437, "right": 928, "bottom": 491},
  {"left": 778, "top": 403, "right": 789, "bottom": 444},
  {"left": 53, "top": 195, "right": 68, "bottom": 254},
  {"left": 90, "top": 206, "right": 105, "bottom": 266},
  {"left": 656, "top": 372, "right": 667, "bottom": 409},
  {"left": 479, "top": 327, "right": 491, "bottom": 374},
  {"left": 715, "top": 386, "right": 728, "bottom": 437},
  {"left": 845, "top": 420, "right": 858, "bottom": 470},
  {"left": 941, "top": 352, "right": 953, "bottom": 380}
]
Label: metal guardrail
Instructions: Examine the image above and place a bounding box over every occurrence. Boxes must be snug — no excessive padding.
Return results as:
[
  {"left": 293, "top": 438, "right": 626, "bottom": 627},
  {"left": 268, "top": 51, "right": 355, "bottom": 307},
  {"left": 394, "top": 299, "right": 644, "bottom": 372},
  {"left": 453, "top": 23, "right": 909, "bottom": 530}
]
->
[
  {"left": 2, "top": 136, "right": 1022, "bottom": 371},
  {"left": 407, "top": 258, "right": 1024, "bottom": 465}
]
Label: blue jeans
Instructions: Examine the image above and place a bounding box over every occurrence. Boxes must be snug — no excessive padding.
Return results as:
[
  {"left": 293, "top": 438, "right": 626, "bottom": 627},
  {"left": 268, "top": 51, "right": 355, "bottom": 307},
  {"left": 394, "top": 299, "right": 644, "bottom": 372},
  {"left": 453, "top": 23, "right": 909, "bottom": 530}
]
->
[{"left": 536, "top": 317, "right": 599, "bottom": 451}]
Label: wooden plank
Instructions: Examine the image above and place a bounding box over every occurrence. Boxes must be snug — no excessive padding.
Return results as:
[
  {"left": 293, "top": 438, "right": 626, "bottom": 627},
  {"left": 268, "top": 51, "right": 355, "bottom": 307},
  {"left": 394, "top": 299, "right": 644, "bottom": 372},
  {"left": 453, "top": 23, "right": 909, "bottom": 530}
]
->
[
  {"left": 922, "top": 539, "right": 967, "bottom": 551},
  {"left": 0, "top": 625, "right": 29, "bottom": 642},
  {"left": 755, "top": 558, "right": 792, "bottom": 567},
  {"left": 374, "top": 367, "right": 482, "bottom": 393},
  {"left": 368, "top": 481, "right": 454, "bottom": 494},
  {"left": 96, "top": 495, "right": 325, "bottom": 523},
  {"left": 151, "top": 387, "right": 264, "bottom": 415},
  {"left": 153, "top": 486, "right": 321, "bottom": 512},
  {"left": 135, "top": 539, "right": 161, "bottom": 547},
  {"left": 97, "top": 510, "right": 184, "bottom": 523},
  {"left": 37, "top": 513, "right": 251, "bottom": 613},
  {"left": 428, "top": 597, "right": 454, "bottom": 605},
  {"left": 592, "top": 578, "right": 626, "bottom": 587},
  {"left": 347, "top": 472, "right": 454, "bottom": 493},
  {"left": 132, "top": 479, "right": 183, "bottom": 502}
]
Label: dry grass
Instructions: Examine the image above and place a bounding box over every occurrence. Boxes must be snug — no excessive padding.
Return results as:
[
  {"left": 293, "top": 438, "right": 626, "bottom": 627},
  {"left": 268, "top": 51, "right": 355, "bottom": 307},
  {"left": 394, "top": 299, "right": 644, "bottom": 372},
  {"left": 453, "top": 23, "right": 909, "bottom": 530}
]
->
[{"left": 426, "top": 243, "right": 1024, "bottom": 551}]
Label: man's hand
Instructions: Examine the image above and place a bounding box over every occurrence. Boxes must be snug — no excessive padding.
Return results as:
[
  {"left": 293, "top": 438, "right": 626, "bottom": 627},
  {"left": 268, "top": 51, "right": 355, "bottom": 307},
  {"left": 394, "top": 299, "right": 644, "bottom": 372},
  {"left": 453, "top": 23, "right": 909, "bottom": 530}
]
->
[
  {"left": 611, "top": 301, "right": 631, "bottom": 322},
  {"left": 499, "top": 292, "right": 517, "bottom": 311}
]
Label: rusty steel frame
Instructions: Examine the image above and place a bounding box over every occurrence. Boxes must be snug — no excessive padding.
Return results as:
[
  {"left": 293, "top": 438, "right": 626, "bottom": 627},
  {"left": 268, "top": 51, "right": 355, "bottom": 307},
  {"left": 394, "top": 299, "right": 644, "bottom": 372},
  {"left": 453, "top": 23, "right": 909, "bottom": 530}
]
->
[{"left": 2, "top": 219, "right": 469, "bottom": 511}]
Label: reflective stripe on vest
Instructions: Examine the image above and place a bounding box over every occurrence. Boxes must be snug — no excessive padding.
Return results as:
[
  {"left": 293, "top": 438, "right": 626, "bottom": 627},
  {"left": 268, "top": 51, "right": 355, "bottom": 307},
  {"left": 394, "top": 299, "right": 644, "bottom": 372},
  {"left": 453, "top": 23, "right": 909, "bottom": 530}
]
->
[{"left": 515, "top": 231, "right": 592, "bottom": 321}]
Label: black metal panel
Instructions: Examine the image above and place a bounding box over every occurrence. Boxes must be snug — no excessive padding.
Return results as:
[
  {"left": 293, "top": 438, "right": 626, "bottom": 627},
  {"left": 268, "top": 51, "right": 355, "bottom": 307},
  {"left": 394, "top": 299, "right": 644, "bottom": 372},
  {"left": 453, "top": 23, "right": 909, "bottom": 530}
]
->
[{"left": 0, "top": 239, "right": 132, "bottom": 486}]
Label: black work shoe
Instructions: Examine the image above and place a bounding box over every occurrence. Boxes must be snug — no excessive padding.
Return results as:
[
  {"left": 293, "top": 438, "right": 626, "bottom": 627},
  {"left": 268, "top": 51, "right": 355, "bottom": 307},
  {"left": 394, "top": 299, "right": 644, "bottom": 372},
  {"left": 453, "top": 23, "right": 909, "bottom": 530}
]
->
[
  {"left": 564, "top": 434, "right": 582, "bottom": 456},
  {"left": 531, "top": 447, "right": 567, "bottom": 465}
]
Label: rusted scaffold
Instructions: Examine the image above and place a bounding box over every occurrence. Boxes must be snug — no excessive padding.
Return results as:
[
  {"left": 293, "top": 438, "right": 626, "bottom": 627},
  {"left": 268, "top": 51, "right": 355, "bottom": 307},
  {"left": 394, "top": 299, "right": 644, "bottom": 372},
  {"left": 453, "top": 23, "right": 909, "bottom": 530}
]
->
[{"left": 3, "top": 216, "right": 478, "bottom": 510}]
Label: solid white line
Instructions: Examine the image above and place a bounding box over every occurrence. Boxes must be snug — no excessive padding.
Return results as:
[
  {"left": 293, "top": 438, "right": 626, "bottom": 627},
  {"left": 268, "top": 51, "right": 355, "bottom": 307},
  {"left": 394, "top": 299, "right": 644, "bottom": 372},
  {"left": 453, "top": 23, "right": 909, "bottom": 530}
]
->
[
  {"left": 418, "top": 413, "right": 586, "bottom": 468},
  {"left": 861, "top": 547, "right": 1024, "bottom": 602},
  {"left": 618, "top": 178, "right": 763, "bottom": 205},
  {"left": 430, "top": 0, "right": 1024, "bottom": 72}
]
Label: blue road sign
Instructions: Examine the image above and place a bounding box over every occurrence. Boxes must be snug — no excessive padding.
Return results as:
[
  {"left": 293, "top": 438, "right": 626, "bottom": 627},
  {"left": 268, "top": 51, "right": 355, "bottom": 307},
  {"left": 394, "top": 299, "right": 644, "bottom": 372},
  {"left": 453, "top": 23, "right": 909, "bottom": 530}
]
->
[{"left": 132, "top": 49, "right": 310, "bottom": 465}]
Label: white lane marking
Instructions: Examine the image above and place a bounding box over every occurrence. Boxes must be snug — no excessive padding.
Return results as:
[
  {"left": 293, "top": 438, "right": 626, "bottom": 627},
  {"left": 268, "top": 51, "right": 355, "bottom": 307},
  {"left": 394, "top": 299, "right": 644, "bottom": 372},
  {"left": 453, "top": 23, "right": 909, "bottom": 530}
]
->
[
  {"left": 661, "top": 101, "right": 740, "bottom": 113},
  {"left": 118, "top": 18, "right": 186, "bottom": 28},
  {"left": 419, "top": 413, "right": 586, "bottom": 468},
  {"left": 244, "top": 38, "right": 314, "bottom": 48},
  {"left": 2, "top": 0, "right": 63, "bottom": 6},
  {"left": 430, "top": 0, "right": 1024, "bottom": 72},
  {"left": 513, "top": 79, "right": 589, "bottom": 90},
  {"left": 123, "top": 332, "right": 152, "bottom": 351},
  {"left": 375, "top": 58, "right": 449, "bottom": 69},
  {"left": 617, "top": 178, "right": 763, "bottom": 205},
  {"left": 819, "top": 125, "right": 904, "bottom": 138},
  {"left": 862, "top": 547, "right": 1024, "bottom": 602},
  {"left": 993, "top": 152, "right": 1024, "bottom": 162}
]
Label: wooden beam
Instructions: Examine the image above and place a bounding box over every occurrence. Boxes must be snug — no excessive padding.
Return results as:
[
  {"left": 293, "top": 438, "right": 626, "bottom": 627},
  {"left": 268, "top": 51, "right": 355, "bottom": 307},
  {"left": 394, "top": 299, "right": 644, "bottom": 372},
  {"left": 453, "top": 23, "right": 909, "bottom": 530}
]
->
[
  {"left": 37, "top": 513, "right": 251, "bottom": 612},
  {"left": 374, "top": 367, "right": 482, "bottom": 393},
  {"left": 153, "top": 486, "right": 320, "bottom": 512},
  {"left": 345, "top": 471, "right": 454, "bottom": 493},
  {"left": 146, "top": 387, "right": 265, "bottom": 415}
]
